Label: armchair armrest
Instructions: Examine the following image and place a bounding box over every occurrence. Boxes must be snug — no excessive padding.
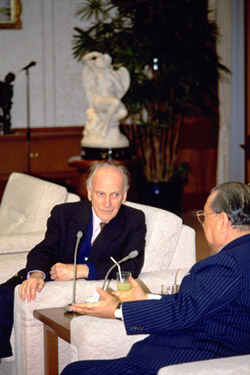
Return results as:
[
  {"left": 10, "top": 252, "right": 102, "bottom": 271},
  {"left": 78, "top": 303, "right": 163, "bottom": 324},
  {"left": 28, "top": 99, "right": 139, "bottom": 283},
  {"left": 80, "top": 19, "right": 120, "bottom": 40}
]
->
[
  {"left": 14, "top": 279, "right": 105, "bottom": 375},
  {"left": 0, "top": 232, "right": 45, "bottom": 254},
  {"left": 13, "top": 269, "right": 190, "bottom": 374},
  {"left": 14, "top": 278, "right": 104, "bottom": 320},
  {"left": 0, "top": 252, "right": 28, "bottom": 284},
  {"left": 70, "top": 268, "right": 189, "bottom": 362},
  {"left": 157, "top": 354, "right": 250, "bottom": 374},
  {"left": 71, "top": 315, "right": 148, "bottom": 361}
]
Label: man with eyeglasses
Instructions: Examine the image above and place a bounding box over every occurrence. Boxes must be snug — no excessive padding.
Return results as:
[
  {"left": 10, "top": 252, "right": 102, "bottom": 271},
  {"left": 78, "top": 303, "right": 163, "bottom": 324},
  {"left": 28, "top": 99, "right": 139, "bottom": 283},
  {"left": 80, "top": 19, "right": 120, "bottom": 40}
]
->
[{"left": 62, "top": 181, "right": 250, "bottom": 375}]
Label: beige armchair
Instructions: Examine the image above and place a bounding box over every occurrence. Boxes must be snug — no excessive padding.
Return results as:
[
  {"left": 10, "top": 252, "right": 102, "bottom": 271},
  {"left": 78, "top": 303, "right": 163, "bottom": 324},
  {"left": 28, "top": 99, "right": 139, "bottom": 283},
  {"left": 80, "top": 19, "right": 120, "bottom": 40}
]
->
[
  {"left": 70, "top": 204, "right": 250, "bottom": 375},
  {"left": 0, "top": 172, "right": 80, "bottom": 375},
  {"left": 0, "top": 172, "right": 80, "bottom": 284},
  {"left": 12, "top": 202, "right": 196, "bottom": 375},
  {"left": 61, "top": 200, "right": 250, "bottom": 375},
  {"left": 70, "top": 296, "right": 250, "bottom": 375},
  {"left": 70, "top": 269, "right": 189, "bottom": 362}
]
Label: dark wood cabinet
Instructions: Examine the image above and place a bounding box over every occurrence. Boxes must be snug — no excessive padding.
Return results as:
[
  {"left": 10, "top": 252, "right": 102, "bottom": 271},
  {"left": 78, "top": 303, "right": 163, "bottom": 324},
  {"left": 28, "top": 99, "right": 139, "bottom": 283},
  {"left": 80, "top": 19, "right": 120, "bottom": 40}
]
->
[
  {"left": 0, "top": 123, "right": 218, "bottom": 210},
  {"left": 0, "top": 127, "right": 83, "bottom": 199}
]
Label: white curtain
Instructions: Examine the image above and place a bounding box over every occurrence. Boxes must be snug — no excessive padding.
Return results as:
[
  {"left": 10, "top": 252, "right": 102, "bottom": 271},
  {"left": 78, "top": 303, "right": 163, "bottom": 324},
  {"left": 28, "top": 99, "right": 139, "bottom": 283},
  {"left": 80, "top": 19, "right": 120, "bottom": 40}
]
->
[{"left": 208, "top": 0, "right": 231, "bottom": 184}]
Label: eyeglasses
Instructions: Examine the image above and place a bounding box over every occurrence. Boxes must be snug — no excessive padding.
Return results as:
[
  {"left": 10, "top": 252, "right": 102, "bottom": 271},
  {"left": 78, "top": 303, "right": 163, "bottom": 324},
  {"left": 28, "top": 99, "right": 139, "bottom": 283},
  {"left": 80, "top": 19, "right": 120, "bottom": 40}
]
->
[{"left": 196, "top": 210, "right": 218, "bottom": 225}]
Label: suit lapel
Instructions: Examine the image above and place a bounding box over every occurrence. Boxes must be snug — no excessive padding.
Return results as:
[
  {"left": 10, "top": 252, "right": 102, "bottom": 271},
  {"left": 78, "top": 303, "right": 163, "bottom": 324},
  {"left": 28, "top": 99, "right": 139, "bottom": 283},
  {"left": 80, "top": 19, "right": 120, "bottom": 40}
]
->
[
  {"left": 67, "top": 201, "right": 92, "bottom": 248},
  {"left": 91, "top": 205, "right": 125, "bottom": 254}
]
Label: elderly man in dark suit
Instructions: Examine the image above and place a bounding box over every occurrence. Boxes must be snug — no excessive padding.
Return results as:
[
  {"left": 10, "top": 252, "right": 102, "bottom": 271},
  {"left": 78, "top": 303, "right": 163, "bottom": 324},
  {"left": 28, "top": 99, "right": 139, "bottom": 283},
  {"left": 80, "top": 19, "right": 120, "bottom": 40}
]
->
[
  {"left": 0, "top": 162, "right": 146, "bottom": 359},
  {"left": 62, "top": 181, "right": 250, "bottom": 375}
]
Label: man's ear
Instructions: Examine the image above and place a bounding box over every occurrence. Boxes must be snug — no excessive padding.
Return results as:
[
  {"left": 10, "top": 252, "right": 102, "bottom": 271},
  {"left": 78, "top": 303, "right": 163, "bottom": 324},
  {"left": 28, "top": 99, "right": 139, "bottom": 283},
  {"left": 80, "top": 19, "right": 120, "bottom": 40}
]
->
[
  {"left": 218, "top": 212, "right": 230, "bottom": 232},
  {"left": 87, "top": 189, "right": 92, "bottom": 201},
  {"left": 122, "top": 191, "right": 127, "bottom": 203}
]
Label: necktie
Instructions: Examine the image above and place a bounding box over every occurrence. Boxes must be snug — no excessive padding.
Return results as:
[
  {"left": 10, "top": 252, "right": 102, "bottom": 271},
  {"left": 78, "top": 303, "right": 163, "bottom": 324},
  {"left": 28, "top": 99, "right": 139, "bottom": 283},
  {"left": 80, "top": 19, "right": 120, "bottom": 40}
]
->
[
  {"left": 91, "top": 222, "right": 105, "bottom": 246},
  {"left": 100, "top": 222, "right": 106, "bottom": 231}
]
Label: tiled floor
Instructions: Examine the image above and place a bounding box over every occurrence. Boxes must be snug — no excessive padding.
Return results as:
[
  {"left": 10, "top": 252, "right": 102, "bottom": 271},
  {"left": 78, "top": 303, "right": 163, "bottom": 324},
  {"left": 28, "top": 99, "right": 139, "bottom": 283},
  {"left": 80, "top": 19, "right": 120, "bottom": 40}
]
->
[{"left": 182, "top": 210, "right": 215, "bottom": 262}]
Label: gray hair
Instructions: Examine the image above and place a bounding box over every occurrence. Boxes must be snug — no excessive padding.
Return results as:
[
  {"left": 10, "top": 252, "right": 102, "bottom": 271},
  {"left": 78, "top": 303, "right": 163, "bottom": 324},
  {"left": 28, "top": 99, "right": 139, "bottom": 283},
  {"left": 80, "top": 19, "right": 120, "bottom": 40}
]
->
[
  {"left": 210, "top": 182, "right": 250, "bottom": 231},
  {"left": 86, "top": 161, "right": 130, "bottom": 194}
]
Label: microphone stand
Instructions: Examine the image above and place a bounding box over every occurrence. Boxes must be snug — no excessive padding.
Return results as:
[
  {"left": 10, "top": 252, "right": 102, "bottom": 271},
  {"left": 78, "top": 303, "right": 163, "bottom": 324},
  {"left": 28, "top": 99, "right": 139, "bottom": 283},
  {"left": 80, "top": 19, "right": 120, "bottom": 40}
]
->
[
  {"left": 22, "top": 63, "right": 36, "bottom": 174},
  {"left": 102, "top": 250, "right": 139, "bottom": 291},
  {"left": 25, "top": 67, "right": 31, "bottom": 174},
  {"left": 64, "top": 231, "right": 83, "bottom": 312},
  {"left": 102, "top": 263, "right": 117, "bottom": 291},
  {"left": 84, "top": 250, "right": 139, "bottom": 303},
  {"left": 71, "top": 250, "right": 139, "bottom": 305},
  {"left": 84, "top": 261, "right": 118, "bottom": 304}
]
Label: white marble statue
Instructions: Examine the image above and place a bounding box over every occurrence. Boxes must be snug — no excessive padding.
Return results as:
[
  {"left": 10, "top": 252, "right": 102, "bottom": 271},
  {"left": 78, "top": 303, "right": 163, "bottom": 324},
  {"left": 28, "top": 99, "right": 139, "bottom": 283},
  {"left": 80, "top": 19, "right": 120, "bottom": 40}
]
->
[{"left": 81, "top": 51, "right": 130, "bottom": 148}]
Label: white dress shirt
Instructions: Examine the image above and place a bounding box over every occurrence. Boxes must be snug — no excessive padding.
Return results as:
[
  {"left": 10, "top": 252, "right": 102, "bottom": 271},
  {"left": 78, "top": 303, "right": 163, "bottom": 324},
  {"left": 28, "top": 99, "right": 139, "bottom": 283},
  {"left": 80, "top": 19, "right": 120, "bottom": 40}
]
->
[{"left": 91, "top": 208, "right": 104, "bottom": 244}]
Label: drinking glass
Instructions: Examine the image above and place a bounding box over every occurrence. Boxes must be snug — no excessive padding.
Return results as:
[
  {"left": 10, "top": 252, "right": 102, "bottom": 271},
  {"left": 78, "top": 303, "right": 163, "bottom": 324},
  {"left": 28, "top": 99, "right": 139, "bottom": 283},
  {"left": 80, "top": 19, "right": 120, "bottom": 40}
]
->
[
  {"left": 161, "top": 283, "right": 179, "bottom": 295},
  {"left": 116, "top": 271, "right": 131, "bottom": 291}
]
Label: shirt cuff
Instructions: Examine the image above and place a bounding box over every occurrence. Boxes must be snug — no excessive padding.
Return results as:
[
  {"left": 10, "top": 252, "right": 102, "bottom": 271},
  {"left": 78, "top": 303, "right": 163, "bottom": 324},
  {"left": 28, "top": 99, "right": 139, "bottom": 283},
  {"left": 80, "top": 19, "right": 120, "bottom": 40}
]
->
[
  {"left": 114, "top": 303, "right": 123, "bottom": 320},
  {"left": 115, "top": 295, "right": 161, "bottom": 321},
  {"left": 27, "top": 270, "right": 46, "bottom": 279},
  {"left": 147, "top": 293, "right": 162, "bottom": 300},
  {"left": 85, "top": 262, "right": 97, "bottom": 280}
]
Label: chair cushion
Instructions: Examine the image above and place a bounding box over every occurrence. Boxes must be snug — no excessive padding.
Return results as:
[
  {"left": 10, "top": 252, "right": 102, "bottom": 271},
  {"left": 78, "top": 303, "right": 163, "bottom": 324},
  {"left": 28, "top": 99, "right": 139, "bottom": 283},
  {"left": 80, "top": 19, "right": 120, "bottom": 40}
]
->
[
  {"left": 0, "top": 172, "right": 67, "bottom": 235},
  {"left": 157, "top": 355, "right": 250, "bottom": 375},
  {"left": 125, "top": 202, "right": 182, "bottom": 272},
  {"left": 0, "top": 252, "right": 28, "bottom": 284},
  {"left": 0, "top": 232, "right": 45, "bottom": 255}
]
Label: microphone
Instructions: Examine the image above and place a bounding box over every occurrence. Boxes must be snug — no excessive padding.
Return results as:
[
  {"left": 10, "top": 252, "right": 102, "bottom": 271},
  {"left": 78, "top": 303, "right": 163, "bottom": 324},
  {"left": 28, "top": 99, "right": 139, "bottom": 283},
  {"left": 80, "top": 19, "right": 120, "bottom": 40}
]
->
[
  {"left": 64, "top": 230, "right": 83, "bottom": 312},
  {"left": 84, "top": 250, "right": 139, "bottom": 303},
  {"left": 20, "top": 61, "right": 36, "bottom": 71},
  {"left": 102, "top": 250, "right": 139, "bottom": 291}
]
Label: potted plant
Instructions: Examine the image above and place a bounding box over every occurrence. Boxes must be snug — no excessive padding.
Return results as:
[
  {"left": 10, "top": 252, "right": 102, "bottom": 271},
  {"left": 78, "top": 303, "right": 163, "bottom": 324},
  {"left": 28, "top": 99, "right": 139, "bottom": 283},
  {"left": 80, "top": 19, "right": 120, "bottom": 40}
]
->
[{"left": 72, "top": 0, "right": 228, "bottom": 213}]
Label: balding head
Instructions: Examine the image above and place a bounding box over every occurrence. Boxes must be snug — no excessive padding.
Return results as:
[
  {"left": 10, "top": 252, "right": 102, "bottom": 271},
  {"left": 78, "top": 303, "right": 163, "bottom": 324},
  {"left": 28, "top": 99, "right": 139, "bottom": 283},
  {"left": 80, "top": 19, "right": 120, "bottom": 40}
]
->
[{"left": 86, "top": 162, "right": 130, "bottom": 223}]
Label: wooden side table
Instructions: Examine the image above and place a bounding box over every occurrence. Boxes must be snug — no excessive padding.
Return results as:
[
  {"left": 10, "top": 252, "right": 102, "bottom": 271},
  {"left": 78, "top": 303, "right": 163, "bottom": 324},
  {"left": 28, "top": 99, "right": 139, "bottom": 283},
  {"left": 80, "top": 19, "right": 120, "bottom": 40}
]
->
[
  {"left": 68, "top": 155, "right": 143, "bottom": 202},
  {"left": 33, "top": 307, "right": 79, "bottom": 375}
]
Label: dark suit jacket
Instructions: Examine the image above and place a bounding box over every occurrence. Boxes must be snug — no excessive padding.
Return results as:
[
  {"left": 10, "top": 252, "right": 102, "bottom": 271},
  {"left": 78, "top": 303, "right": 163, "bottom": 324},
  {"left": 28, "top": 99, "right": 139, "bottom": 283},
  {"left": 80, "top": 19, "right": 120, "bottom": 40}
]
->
[
  {"left": 123, "top": 234, "right": 250, "bottom": 371},
  {"left": 25, "top": 200, "right": 146, "bottom": 280}
]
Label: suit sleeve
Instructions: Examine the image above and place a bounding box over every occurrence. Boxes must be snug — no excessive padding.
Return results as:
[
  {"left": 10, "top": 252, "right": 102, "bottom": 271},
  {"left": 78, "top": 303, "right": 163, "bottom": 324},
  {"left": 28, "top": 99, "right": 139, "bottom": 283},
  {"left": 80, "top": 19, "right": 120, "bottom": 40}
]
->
[
  {"left": 122, "top": 252, "right": 241, "bottom": 335},
  {"left": 25, "top": 205, "right": 64, "bottom": 279}
]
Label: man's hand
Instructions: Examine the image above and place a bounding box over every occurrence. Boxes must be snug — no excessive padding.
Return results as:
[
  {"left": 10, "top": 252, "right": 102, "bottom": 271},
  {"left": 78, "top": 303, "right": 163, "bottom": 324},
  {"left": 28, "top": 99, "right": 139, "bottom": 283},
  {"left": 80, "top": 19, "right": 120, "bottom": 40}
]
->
[
  {"left": 112, "top": 276, "right": 148, "bottom": 302},
  {"left": 18, "top": 272, "right": 45, "bottom": 301},
  {"left": 50, "top": 263, "right": 89, "bottom": 281},
  {"left": 69, "top": 288, "right": 120, "bottom": 319},
  {"left": 69, "top": 277, "right": 148, "bottom": 318}
]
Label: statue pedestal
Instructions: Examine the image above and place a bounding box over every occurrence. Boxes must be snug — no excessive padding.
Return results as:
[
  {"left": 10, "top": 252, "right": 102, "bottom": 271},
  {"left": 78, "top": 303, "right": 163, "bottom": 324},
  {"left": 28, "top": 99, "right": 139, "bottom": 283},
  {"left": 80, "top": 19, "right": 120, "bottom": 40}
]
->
[
  {"left": 68, "top": 155, "right": 143, "bottom": 203},
  {"left": 81, "top": 146, "right": 131, "bottom": 160}
]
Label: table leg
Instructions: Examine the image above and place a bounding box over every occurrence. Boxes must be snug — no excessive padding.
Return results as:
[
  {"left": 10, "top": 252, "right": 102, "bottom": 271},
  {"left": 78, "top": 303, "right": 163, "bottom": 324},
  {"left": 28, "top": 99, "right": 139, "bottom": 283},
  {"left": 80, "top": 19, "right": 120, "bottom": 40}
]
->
[{"left": 44, "top": 325, "right": 59, "bottom": 375}]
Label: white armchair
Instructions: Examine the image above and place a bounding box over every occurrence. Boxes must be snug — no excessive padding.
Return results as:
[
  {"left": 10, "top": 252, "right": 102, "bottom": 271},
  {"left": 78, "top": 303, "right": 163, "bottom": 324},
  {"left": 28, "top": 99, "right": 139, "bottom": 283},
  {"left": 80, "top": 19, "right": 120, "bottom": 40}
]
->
[
  {"left": 70, "top": 269, "right": 189, "bottom": 362},
  {"left": 64, "top": 205, "right": 250, "bottom": 375},
  {"left": 0, "top": 172, "right": 80, "bottom": 375},
  {"left": 69, "top": 204, "right": 250, "bottom": 374},
  {"left": 12, "top": 202, "right": 196, "bottom": 375},
  {"left": 0, "top": 172, "right": 80, "bottom": 284},
  {"left": 70, "top": 287, "right": 250, "bottom": 375}
]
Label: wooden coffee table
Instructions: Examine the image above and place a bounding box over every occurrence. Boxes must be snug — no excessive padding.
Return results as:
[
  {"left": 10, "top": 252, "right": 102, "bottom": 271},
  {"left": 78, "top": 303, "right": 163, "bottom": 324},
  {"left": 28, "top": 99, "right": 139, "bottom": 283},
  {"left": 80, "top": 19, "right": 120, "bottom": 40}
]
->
[{"left": 33, "top": 307, "right": 80, "bottom": 375}]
